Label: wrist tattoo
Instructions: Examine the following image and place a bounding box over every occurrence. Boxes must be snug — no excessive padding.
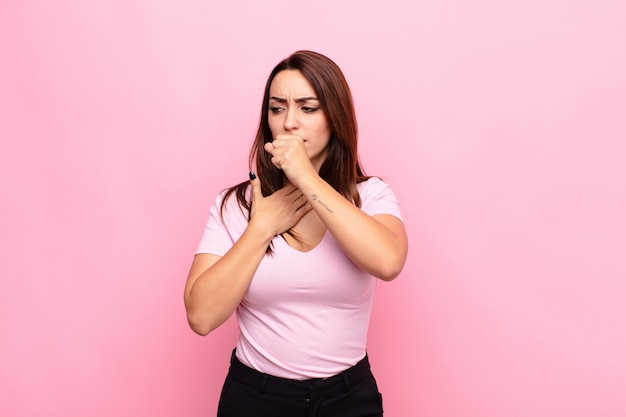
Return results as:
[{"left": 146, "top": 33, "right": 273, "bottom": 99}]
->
[{"left": 311, "top": 194, "right": 334, "bottom": 213}]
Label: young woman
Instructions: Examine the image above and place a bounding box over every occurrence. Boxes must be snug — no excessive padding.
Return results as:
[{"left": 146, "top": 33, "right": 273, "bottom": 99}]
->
[{"left": 184, "top": 50, "right": 408, "bottom": 417}]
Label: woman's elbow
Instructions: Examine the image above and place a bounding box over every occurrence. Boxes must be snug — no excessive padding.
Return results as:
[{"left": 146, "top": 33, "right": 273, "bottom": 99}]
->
[
  {"left": 186, "top": 315, "right": 210, "bottom": 336},
  {"left": 185, "top": 309, "right": 220, "bottom": 336},
  {"left": 376, "top": 263, "right": 404, "bottom": 281},
  {"left": 373, "top": 254, "right": 406, "bottom": 281}
]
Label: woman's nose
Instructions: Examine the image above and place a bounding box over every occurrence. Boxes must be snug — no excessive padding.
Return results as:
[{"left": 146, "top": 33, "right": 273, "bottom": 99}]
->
[{"left": 284, "top": 108, "right": 299, "bottom": 130}]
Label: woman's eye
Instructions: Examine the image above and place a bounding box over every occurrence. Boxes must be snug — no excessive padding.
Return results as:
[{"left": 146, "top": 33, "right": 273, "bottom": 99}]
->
[
  {"left": 302, "top": 107, "right": 319, "bottom": 113},
  {"left": 269, "top": 107, "right": 284, "bottom": 114}
]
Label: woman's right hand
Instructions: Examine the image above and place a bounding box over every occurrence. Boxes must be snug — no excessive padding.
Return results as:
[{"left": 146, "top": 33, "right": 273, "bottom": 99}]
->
[
  {"left": 184, "top": 174, "right": 312, "bottom": 336},
  {"left": 248, "top": 173, "right": 312, "bottom": 238}
]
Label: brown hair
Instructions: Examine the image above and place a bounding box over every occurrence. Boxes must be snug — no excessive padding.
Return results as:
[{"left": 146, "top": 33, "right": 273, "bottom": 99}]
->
[{"left": 222, "top": 50, "right": 367, "bottom": 221}]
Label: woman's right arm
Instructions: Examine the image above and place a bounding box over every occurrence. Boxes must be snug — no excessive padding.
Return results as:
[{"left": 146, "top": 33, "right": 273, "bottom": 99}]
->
[
  {"left": 184, "top": 226, "right": 272, "bottom": 336},
  {"left": 183, "top": 177, "right": 311, "bottom": 336}
]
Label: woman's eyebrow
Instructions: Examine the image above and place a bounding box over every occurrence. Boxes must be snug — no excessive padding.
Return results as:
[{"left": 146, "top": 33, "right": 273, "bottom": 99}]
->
[{"left": 269, "top": 96, "right": 319, "bottom": 103}]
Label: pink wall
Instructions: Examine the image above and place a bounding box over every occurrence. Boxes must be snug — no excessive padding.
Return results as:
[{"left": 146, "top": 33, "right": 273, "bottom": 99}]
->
[{"left": 2, "top": 1, "right": 625, "bottom": 416}]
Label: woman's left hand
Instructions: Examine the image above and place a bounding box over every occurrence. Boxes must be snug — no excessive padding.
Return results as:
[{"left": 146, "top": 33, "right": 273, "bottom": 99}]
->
[{"left": 264, "top": 134, "right": 316, "bottom": 186}]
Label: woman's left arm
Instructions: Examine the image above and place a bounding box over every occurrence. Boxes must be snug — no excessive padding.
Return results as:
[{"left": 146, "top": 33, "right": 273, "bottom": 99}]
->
[
  {"left": 266, "top": 136, "right": 408, "bottom": 280},
  {"left": 297, "top": 175, "right": 408, "bottom": 281}
]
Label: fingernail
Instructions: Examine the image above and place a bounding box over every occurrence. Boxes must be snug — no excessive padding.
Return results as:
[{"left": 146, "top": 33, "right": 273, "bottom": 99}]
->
[{"left": 249, "top": 171, "right": 256, "bottom": 180}]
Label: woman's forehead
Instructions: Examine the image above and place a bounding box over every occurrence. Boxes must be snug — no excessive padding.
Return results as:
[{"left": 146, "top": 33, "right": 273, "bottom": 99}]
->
[{"left": 269, "top": 69, "right": 316, "bottom": 98}]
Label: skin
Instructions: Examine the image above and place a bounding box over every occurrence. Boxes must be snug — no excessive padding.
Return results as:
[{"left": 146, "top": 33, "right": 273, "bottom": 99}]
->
[
  {"left": 265, "top": 69, "right": 332, "bottom": 174},
  {"left": 184, "top": 69, "right": 408, "bottom": 336}
]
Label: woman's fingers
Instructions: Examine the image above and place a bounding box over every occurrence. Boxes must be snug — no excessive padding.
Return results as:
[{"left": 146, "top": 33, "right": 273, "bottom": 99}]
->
[
  {"left": 248, "top": 175, "right": 309, "bottom": 235},
  {"left": 264, "top": 135, "right": 308, "bottom": 172},
  {"left": 249, "top": 171, "right": 262, "bottom": 202}
]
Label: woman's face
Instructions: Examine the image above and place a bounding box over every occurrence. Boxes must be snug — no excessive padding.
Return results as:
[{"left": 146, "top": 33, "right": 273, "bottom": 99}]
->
[{"left": 267, "top": 69, "right": 332, "bottom": 171}]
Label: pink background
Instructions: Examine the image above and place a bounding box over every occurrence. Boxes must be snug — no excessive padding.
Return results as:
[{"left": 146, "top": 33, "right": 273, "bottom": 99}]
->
[{"left": 2, "top": 1, "right": 625, "bottom": 416}]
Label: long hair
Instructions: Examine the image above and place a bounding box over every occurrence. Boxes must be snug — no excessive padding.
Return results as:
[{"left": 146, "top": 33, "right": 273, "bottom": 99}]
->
[{"left": 222, "top": 50, "right": 367, "bottom": 222}]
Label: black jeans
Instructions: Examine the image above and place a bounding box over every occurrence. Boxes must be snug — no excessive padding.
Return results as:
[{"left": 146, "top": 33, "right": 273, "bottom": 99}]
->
[{"left": 217, "top": 351, "right": 384, "bottom": 417}]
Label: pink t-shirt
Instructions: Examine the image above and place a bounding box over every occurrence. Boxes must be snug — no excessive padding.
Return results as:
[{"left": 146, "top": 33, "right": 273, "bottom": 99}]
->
[{"left": 196, "top": 177, "right": 403, "bottom": 379}]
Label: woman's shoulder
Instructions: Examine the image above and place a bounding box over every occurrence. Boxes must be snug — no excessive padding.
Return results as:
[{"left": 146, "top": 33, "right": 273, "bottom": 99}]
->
[
  {"left": 357, "top": 176, "right": 403, "bottom": 217},
  {"left": 357, "top": 176, "right": 391, "bottom": 194},
  {"left": 213, "top": 183, "right": 251, "bottom": 216}
]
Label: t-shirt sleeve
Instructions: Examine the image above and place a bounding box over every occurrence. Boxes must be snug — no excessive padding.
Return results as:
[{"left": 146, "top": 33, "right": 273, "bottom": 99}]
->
[
  {"left": 358, "top": 177, "right": 404, "bottom": 221},
  {"left": 195, "top": 191, "right": 248, "bottom": 256}
]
